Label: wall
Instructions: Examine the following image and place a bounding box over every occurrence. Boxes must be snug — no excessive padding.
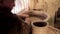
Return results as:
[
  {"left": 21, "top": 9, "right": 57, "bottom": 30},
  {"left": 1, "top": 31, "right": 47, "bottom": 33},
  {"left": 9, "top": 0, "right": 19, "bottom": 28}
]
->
[{"left": 29, "top": 0, "right": 59, "bottom": 26}]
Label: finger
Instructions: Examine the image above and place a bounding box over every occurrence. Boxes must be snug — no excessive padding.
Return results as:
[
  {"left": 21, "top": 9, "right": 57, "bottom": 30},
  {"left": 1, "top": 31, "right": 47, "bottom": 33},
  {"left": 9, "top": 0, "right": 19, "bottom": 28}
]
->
[
  {"left": 18, "top": 10, "right": 30, "bottom": 15},
  {"left": 25, "top": 17, "right": 31, "bottom": 25},
  {"left": 18, "top": 14, "right": 29, "bottom": 18}
]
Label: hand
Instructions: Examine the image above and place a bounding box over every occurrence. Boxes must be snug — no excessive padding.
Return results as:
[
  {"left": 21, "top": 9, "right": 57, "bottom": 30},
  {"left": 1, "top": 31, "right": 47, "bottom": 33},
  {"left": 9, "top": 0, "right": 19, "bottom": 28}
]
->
[{"left": 17, "top": 9, "right": 31, "bottom": 25}]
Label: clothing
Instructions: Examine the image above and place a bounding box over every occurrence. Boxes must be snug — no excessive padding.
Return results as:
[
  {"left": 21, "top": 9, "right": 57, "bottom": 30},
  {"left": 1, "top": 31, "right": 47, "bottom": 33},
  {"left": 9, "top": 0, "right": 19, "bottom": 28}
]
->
[
  {"left": 0, "top": 7, "right": 22, "bottom": 34},
  {"left": 20, "top": 21, "right": 31, "bottom": 34}
]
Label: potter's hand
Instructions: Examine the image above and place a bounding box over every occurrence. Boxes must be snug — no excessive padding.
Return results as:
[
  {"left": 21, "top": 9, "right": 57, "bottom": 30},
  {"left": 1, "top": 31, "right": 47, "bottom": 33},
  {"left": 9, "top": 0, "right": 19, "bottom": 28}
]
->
[{"left": 17, "top": 9, "right": 31, "bottom": 25}]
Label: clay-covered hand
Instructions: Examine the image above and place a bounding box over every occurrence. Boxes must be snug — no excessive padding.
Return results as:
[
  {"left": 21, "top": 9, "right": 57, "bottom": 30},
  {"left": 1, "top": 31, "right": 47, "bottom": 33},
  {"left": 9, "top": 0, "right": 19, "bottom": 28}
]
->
[{"left": 17, "top": 9, "right": 31, "bottom": 25}]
